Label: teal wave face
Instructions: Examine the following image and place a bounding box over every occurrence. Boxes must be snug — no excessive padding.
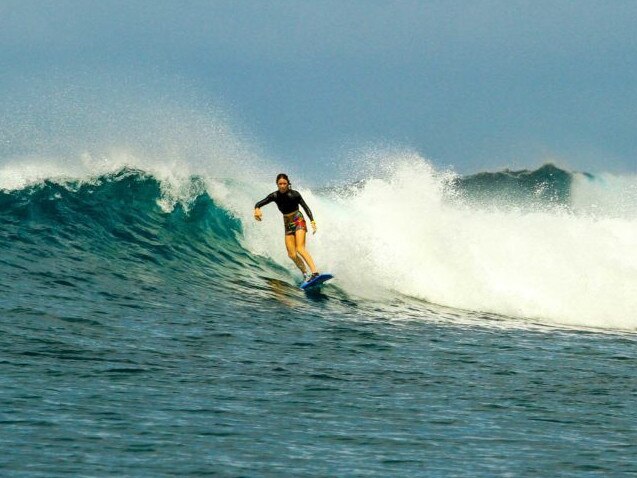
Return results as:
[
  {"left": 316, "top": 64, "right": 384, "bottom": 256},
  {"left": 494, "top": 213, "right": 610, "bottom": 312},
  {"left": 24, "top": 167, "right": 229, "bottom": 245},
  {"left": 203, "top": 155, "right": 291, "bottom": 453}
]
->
[
  {"left": 0, "top": 169, "right": 275, "bottom": 303},
  {"left": 1, "top": 169, "right": 240, "bottom": 244}
]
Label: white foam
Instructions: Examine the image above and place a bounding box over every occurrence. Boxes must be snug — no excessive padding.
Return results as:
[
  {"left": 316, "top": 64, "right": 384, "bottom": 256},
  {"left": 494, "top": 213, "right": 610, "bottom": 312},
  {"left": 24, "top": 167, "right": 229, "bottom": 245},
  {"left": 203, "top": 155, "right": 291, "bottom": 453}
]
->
[
  {"left": 241, "top": 154, "right": 637, "bottom": 331},
  {"left": 571, "top": 171, "right": 637, "bottom": 219}
]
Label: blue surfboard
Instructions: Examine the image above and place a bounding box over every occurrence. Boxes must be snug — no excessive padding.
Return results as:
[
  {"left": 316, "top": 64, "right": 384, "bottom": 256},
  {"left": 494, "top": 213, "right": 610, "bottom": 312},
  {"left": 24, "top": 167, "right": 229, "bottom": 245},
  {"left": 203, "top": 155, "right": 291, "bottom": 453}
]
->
[{"left": 300, "top": 273, "right": 334, "bottom": 290}]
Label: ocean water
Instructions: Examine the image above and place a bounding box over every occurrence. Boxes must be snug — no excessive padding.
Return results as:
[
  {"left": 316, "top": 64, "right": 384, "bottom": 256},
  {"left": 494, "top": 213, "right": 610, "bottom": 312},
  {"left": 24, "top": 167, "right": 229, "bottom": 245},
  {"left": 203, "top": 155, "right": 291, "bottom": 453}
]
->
[{"left": 1, "top": 159, "right": 636, "bottom": 477}]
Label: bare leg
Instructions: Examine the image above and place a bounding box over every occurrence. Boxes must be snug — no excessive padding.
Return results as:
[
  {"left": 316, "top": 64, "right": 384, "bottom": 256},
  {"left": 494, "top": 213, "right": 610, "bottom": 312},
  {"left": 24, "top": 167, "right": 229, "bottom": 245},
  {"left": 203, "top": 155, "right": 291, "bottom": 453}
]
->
[
  {"left": 294, "top": 229, "right": 318, "bottom": 274},
  {"left": 285, "top": 234, "right": 307, "bottom": 274}
]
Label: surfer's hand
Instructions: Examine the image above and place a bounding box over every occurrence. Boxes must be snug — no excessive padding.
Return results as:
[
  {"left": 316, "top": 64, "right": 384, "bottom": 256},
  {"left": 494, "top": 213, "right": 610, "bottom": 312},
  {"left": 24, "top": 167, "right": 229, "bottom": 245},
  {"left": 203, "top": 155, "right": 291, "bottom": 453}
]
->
[
  {"left": 254, "top": 208, "right": 262, "bottom": 221},
  {"left": 311, "top": 220, "right": 317, "bottom": 234}
]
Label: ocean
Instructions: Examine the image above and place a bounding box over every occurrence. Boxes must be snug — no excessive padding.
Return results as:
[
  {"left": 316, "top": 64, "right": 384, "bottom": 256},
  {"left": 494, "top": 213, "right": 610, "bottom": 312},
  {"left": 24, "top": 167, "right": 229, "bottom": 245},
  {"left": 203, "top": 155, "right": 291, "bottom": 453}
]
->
[{"left": 1, "top": 158, "right": 636, "bottom": 477}]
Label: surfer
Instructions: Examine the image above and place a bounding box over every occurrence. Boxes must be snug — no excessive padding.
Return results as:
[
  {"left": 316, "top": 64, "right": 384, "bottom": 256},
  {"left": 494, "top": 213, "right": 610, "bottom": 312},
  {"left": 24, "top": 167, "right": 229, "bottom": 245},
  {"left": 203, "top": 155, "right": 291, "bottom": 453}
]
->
[{"left": 254, "top": 174, "right": 320, "bottom": 282}]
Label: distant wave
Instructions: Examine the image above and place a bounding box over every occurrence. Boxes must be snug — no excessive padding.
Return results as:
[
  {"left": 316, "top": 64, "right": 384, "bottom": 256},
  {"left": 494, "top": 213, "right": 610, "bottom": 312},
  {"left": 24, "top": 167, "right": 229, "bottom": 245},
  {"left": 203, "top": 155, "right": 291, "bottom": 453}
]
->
[
  {"left": 452, "top": 163, "right": 573, "bottom": 208},
  {"left": 450, "top": 163, "right": 637, "bottom": 220}
]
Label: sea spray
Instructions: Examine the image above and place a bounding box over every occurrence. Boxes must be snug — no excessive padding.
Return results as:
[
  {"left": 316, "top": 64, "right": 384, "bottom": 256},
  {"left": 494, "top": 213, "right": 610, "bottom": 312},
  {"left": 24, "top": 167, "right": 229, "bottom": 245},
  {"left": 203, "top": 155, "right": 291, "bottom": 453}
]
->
[
  {"left": 571, "top": 171, "right": 637, "bottom": 219},
  {"left": 244, "top": 154, "right": 637, "bottom": 329}
]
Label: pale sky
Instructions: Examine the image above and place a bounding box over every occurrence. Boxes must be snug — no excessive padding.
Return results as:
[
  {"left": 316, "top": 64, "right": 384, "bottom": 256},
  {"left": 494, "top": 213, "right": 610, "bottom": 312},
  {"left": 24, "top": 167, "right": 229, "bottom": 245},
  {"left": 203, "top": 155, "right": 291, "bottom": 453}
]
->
[{"left": 1, "top": 0, "right": 636, "bottom": 177}]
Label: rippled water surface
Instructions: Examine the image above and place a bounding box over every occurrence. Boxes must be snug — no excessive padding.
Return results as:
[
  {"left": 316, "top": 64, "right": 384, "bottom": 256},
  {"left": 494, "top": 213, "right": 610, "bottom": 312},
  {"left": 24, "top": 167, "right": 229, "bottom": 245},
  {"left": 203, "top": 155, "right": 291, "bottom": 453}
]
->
[{"left": 3, "top": 290, "right": 636, "bottom": 477}]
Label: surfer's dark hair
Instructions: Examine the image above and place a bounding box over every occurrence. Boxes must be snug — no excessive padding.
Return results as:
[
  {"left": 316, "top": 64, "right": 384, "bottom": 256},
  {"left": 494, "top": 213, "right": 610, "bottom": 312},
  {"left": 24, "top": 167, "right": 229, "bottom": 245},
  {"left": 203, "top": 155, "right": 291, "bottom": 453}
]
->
[{"left": 276, "top": 173, "right": 290, "bottom": 186}]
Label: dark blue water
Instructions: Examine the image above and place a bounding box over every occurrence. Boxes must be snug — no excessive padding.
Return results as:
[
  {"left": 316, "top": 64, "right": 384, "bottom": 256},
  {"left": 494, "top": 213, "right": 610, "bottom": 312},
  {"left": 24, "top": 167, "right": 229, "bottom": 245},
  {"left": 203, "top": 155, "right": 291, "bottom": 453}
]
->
[{"left": 1, "top": 171, "right": 636, "bottom": 476}]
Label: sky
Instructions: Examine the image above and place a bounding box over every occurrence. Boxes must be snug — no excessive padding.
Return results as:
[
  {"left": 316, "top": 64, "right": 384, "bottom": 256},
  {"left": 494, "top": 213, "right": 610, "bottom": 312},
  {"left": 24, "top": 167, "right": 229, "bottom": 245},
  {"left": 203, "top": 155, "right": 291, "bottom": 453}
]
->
[{"left": 1, "top": 0, "right": 637, "bottom": 178}]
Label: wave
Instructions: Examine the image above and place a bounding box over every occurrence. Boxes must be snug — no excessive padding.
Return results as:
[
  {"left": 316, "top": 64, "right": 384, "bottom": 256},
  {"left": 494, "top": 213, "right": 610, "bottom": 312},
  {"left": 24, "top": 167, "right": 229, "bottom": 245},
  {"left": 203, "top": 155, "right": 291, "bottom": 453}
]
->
[
  {"left": 0, "top": 169, "right": 286, "bottom": 309},
  {"left": 246, "top": 158, "right": 637, "bottom": 330},
  {"left": 454, "top": 163, "right": 637, "bottom": 219},
  {"left": 452, "top": 163, "right": 573, "bottom": 209},
  {"left": 1, "top": 161, "right": 636, "bottom": 331}
]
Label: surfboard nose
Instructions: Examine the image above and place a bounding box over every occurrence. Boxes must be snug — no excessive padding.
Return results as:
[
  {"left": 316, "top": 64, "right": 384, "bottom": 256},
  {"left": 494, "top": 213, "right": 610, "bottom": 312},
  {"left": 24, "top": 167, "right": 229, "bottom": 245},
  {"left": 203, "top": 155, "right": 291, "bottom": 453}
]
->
[{"left": 300, "top": 273, "right": 334, "bottom": 290}]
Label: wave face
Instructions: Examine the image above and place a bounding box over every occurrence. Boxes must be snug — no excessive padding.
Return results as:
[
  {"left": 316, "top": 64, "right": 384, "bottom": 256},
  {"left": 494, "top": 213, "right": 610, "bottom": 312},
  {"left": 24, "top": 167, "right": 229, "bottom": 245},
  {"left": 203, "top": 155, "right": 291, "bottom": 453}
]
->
[
  {"left": 0, "top": 170, "right": 279, "bottom": 318},
  {"left": 1, "top": 160, "right": 636, "bottom": 331}
]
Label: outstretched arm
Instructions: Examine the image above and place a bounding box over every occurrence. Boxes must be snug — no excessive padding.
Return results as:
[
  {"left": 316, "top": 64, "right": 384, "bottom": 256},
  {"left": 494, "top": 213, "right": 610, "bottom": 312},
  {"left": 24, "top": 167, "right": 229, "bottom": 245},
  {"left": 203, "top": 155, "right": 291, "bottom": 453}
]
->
[
  {"left": 254, "top": 193, "right": 275, "bottom": 221},
  {"left": 255, "top": 193, "right": 275, "bottom": 210}
]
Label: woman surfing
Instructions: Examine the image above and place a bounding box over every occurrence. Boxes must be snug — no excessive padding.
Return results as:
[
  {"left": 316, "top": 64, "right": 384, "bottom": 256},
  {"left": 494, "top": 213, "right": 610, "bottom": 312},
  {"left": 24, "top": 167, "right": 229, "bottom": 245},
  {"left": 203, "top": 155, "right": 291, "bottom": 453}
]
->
[{"left": 254, "top": 174, "right": 321, "bottom": 283}]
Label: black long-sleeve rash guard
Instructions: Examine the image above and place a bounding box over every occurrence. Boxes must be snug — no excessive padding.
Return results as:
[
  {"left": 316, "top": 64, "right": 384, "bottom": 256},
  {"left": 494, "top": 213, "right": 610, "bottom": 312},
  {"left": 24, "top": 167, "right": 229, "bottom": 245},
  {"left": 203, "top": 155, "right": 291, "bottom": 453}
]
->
[{"left": 254, "top": 189, "right": 314, "bottom": 221}]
